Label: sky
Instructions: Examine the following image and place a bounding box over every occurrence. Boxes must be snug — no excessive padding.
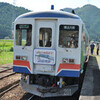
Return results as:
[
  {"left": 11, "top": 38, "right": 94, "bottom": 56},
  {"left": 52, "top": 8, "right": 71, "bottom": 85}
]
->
[{"left": 0, "top": 0, "right": 100, "bottom": 11}]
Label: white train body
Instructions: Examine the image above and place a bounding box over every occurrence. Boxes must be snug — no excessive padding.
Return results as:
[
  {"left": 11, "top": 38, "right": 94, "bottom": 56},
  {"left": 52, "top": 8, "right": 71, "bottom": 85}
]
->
[{"left": 13, "top": 10, "right": 89, "bottom": 97}]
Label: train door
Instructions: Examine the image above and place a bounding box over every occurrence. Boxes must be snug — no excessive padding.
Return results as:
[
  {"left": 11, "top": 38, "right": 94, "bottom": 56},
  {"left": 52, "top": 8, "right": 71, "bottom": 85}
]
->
[
  {"left": 33, "top": 20, "right": 57, "bottom": 73},
  {"left": 35, "top": 20, "right": 56, "bottom": 48}
]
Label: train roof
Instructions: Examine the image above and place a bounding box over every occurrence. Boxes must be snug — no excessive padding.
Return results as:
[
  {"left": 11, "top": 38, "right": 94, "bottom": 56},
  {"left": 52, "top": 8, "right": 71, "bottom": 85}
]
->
[{"left": 15, "top": 10, "right": 80, "bottom": 21}]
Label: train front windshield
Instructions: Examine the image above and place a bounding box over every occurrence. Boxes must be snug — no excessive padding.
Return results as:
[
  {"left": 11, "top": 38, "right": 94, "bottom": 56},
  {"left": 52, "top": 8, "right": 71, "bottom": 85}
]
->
[
  {"left": 59, "top": 25, "right": 79, "bottom": 48},
  {"left": 16, "top": 24, "right": 32, "bottom": 46}
]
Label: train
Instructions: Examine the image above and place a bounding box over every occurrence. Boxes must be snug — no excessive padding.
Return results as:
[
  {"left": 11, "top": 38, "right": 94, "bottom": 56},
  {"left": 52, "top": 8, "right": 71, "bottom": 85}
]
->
[{"left": 13, "top": 8, "right": 89, "bottom": 97}]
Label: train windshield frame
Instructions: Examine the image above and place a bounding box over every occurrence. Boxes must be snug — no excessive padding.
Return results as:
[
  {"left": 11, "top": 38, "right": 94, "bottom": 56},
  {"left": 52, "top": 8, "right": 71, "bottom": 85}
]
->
[
  {"left": 16, "top": 24, "right": 32, "bottom": 46},
  {"left": 59, "top": 25, "right": 79, "bottom": 48}
]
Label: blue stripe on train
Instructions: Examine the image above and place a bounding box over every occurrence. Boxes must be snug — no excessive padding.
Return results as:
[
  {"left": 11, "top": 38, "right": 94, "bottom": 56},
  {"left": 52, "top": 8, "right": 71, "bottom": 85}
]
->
[
  {"left": 13, "top": 66, "right": 31, "bottom": 74},
  {"left": 21, "top": 12, "right": 80, "bottom": 19},
  {"left": 57, "top": 70, "right": 80, "bottom": 77}
]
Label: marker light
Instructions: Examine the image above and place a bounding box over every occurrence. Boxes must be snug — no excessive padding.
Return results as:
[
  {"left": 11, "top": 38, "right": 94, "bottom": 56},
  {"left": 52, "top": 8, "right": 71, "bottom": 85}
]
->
[
  {"left": 16, "top": 56, "right": 20, "bottom": 60},
  {"left": 69, "top": 59, "right": 75, "bottom": 64},
  {"left": 16, "top": 56, "right": 27, "bottom": 61},
  {"left": 21, "top": 56, "right": 27, "bottom": 61},
  {"left": 62, "top": 58, "right": 69, "bottom": 63},
  {"left": 62, "top": 58, "right": 75, "bottom": 64}
]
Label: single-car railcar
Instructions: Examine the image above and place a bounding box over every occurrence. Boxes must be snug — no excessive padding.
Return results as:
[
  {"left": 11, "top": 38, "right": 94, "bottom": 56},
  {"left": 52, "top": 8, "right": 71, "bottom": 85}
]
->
[{"left": 13, "top": 10, "right": 89, "bottom": 97}]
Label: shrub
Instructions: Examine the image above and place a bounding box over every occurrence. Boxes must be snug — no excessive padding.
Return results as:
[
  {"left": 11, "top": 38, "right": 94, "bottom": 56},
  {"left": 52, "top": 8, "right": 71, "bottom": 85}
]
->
[{"left": 10, "top": 47, "right": 13, "bottom": 51}]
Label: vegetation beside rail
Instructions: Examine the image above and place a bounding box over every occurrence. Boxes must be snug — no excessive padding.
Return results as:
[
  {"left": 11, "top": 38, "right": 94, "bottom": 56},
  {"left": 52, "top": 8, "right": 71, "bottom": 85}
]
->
[{"left": 0, "top": 39, "right": 13, "bottom": 65}]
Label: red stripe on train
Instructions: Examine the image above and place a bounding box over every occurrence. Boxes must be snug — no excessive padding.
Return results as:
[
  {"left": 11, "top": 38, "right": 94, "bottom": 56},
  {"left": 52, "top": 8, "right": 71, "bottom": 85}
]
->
[
  {"left": 57, "top": 63, "right": 80, "bottom": 73},
  {"left": 13, "top": 60, "right": 31, "bottom": 70}
]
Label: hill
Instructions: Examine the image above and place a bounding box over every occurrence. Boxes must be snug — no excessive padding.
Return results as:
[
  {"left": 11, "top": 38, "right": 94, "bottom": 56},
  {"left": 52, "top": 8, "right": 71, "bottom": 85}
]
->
[
  {"left": 62, "top": 4, "right": 100, "bottom": 41},
  {"left": 0, "top": 2, "right": 30, "bottom": 39},
  {"left": 0, "top": 3, "right": 100, "bottom": 41}
]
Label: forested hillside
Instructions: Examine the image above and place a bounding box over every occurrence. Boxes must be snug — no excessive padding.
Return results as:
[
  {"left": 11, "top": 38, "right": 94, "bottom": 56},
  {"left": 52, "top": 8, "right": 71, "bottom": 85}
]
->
[
  {"left": 0, "top": 2, "right": 30, "bottom": 39},
  {"left": 0, "top": 2, "right": 100, "bottom": 41}
]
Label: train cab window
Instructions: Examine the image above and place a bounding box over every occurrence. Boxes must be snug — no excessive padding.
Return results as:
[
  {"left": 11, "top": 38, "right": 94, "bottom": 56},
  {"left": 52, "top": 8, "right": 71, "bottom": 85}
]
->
[
  {"left": 39, "top": 28, "right": 52, "bottom": 47},
  {"left": 16, "top": 24, "right": 32, "bottom": 46},
  {"left": 59, "top": 25, "right": 79, "bottom": 48}
]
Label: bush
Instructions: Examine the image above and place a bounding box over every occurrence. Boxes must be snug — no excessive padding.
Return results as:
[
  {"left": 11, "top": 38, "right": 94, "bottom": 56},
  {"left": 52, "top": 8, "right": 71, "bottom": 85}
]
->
[
  {"left": 10, "top": 47, "right": 13, "bottom": 51},
  {"left": 0, "top": 49, "right": 3, "bottom": 54}
]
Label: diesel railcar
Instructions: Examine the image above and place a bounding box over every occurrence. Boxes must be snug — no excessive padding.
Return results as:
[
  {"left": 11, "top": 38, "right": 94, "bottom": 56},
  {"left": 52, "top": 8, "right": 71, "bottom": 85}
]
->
[{"left": 13, "top": 10, "right": 89, "bottom": 97}]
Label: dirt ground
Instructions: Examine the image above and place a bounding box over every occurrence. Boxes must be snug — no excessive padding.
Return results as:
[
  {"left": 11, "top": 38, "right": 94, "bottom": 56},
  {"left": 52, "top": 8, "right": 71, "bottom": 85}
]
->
[{"left": 0, "top": 63, "right": 13, "bottom": 68}]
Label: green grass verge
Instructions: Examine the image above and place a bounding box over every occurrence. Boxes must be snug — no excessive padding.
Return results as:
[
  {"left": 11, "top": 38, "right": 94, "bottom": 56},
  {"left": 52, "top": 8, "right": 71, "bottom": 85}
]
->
[
  {"left": 0, "top": 52, "right": 13, "bottom": 64},
  {"left": 0, "top": 39, "right": 14, "bottom": 65}
]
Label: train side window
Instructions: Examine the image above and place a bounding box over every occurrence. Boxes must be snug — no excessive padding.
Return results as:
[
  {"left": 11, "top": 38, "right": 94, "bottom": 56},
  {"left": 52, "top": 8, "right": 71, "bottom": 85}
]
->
[
  {"left": 59, "top": 25, "right": 79, "bottom": 48},
  {"left": 16, "top": 24, "right": 32, "bottom": 46},
  {"left": 39, "top": 28, "right": 52, "bottom": 47}
]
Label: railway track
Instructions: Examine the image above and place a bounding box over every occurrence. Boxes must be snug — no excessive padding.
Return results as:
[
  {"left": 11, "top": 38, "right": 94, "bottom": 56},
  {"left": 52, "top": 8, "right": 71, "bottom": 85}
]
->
[
  {"left": 0, "top": 66, "right": 17, "bottom": 80},
  {"left": 0, "top": 66, "right": 21, "bottom": 98},
  {"left": 0, "top": 80, "right": 20, "bottom": 97},
  {"left": 28, "top": 95, "right": 34, "bottom": 100},
  {"left": 0, "top": 68, "right": 13, "bottom": 73},
  {"left": 0, "top": 67, "right": 15, "bottom": 79},
  {"left": 0, "top": 72, "right": 16, "bottom": 80}
]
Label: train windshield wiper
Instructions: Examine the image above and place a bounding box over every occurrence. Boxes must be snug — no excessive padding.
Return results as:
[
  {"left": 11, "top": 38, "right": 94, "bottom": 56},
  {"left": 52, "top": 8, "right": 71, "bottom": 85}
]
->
[{"left": 22, "top": 42, "right": 29, "bottom": 49}]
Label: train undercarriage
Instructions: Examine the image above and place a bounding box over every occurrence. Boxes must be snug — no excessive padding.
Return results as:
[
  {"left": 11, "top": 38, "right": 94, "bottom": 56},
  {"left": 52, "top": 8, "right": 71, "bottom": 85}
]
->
[{"left": 20, "top": 74, "right": 79, "bottom": 97}]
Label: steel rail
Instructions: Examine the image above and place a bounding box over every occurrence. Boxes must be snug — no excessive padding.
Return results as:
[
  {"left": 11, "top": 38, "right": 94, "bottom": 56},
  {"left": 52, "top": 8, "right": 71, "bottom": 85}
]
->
[
  {"left": 0, "top": 80, "right": 20, "bottom": 97},
  {"left": 27, "top": 95, "right": 34, "bottom": 100},
  {"left": 0, "top": 68, "right": 13, "bottom": 73},
  {"left": 0, "top": 72, "right": 16, "bottom": 80}
]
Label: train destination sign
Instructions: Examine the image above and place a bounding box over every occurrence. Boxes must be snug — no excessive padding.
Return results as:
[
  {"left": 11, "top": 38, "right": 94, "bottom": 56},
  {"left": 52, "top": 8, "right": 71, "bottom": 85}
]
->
[
  {"left": 60, "top": 25, "right": 79, "bottom": 31},
  {"left": 33, "top": 49, "right": 56, "bottom": 65},
  {"left": 16, "top": 24, "right": 32, "bottom": 29}
]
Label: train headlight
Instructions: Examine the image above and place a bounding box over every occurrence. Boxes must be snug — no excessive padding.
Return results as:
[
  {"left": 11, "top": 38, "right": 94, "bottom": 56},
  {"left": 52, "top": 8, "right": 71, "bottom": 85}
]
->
[
  {"left": 62, "top": 58, "right": 75, "bottom": 64},
  {"left": 16, "top": 56, "right": 20, "bottom": 60},
  {"left": 21, "top": 56, "right": 27, "bottom": 61},
  {"left": 62, "top": 58, "right": 69, "bottom": 63},
  {"left": 16, "top": 56, "right": 27, "bottom": 61},
  {"left": 69, "top": 59, "right": 75, "bottom": 64}
]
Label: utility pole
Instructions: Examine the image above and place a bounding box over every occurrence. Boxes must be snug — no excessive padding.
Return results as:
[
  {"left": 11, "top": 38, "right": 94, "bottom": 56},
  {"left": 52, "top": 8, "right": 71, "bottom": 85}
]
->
[
  {"left": 88, "top": 0, "right": 90, "bottom": 4},
  {"left": 11, "top": 0, "right": 16, "bottom": 39},
  {"left": 13, "top": 0, "right": 16, "bottom": 6}
]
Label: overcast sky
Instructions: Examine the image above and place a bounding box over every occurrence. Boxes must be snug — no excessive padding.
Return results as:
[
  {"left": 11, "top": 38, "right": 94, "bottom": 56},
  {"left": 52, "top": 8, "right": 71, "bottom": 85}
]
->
[{"left": 0, "top": 0, "right": 100, "bottom": 11}]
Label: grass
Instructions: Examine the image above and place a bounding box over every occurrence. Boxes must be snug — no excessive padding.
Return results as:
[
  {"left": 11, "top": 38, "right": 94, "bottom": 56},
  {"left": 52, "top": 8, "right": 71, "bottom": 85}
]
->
[
  {"left": 0, "top": 52, "right": 13, "bottom": 64},
  {"left": 0, "top": 39, "right": 14, "bottom": 65}
]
